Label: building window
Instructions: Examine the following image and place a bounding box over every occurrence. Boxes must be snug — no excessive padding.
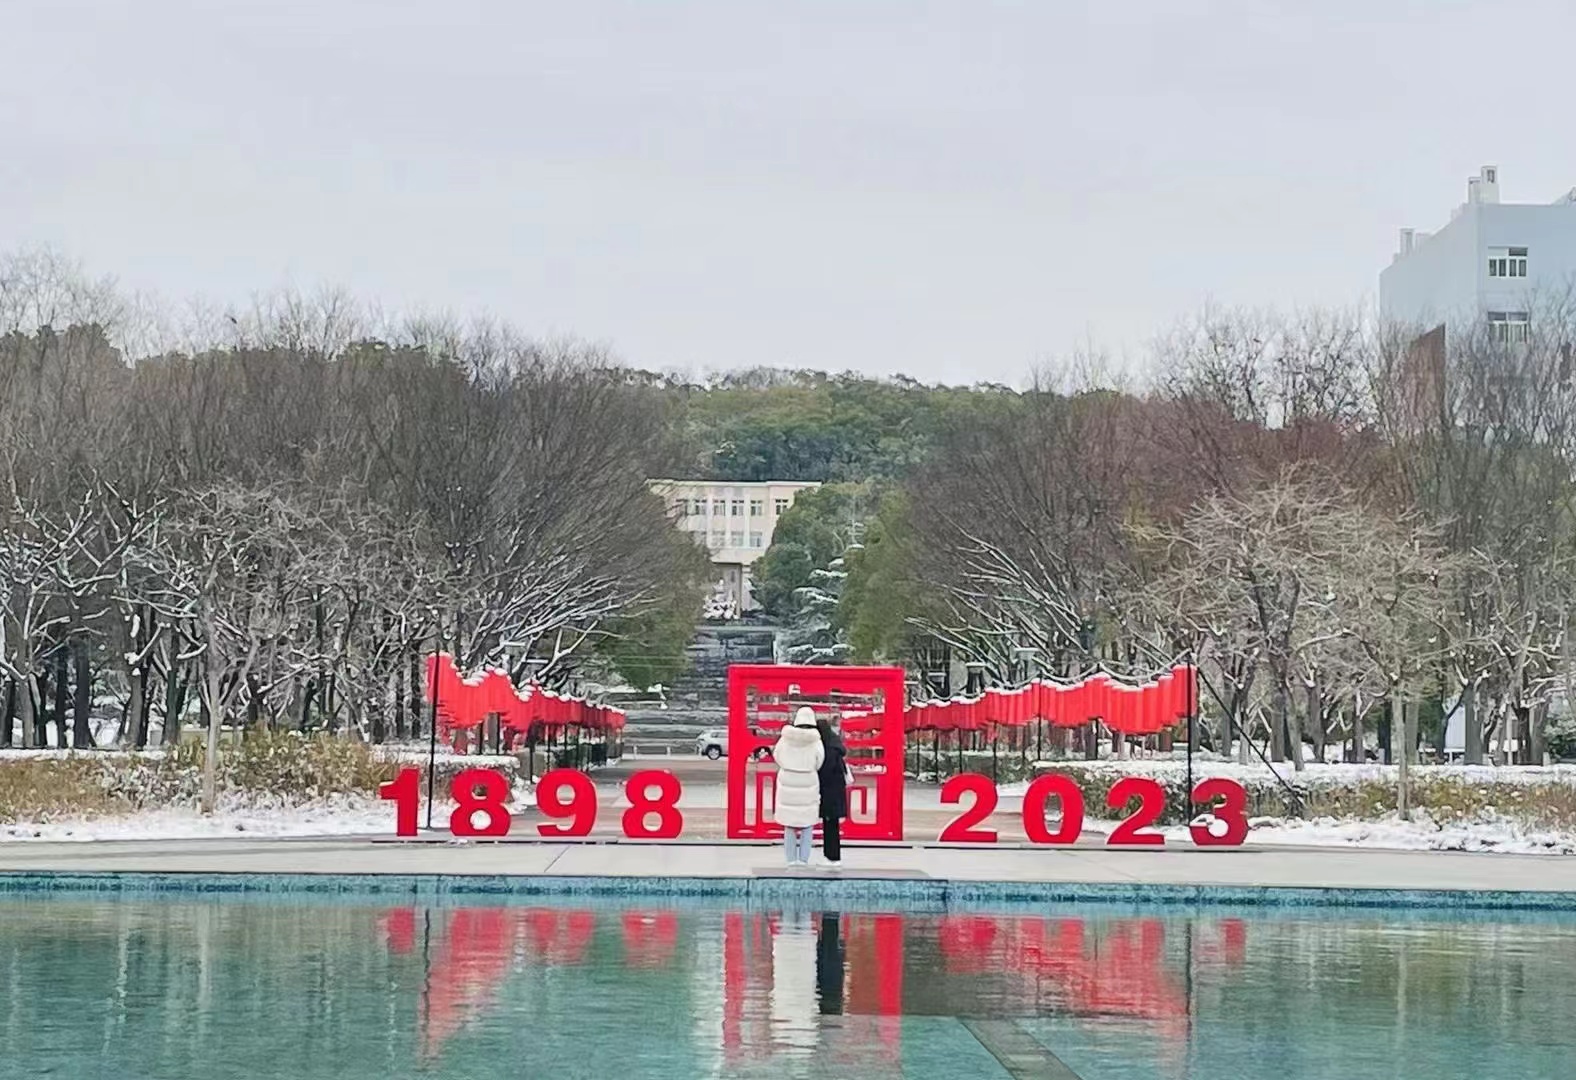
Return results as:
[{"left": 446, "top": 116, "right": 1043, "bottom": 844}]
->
[
  {"left": 709, "top": 531, "right": 725, "bottom": 547},
  {"left": 1488, "top": 310, "right": 1530, "bottom": 343},
  {"left": 690, "top": 498, "right": 706, "bottom": 516},
  {"left": 774, "top": 498, "right": 791, "bottom": 515},
  {"left": 749, "top": 531, "right": 764, "bottom": 548},
  {"left": 711, "top": 499, "right": 726, "bottom": 515},
  {"left": 729, "top": 531, "right": 745, "bottom": 547},
  {"left": 1488, "top": 247, "right": 1528, "bottom": 278},
  {"left": 749, "top": 499, "right": 764, "bottom": 517},
  {"left": 730, "top": 499, "right": 744, "bottom": 517}
]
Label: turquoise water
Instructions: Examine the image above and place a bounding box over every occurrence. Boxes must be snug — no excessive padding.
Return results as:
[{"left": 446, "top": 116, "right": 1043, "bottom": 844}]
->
[{"left": 1, "top": 895, "right": 1574, "bottom": 1078}]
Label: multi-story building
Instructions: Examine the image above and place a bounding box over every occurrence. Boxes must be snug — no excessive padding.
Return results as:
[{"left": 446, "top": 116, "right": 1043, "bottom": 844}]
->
[
  {"left": 648, "top": 479, "right": 821, "bottom": 616},
  {"left": 1381, "top": 165, "right": 1576, "bottom": 338}
]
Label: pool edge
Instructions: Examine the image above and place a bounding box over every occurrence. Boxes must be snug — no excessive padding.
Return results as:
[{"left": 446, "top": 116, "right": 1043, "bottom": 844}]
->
[{"left": 1, "top": 871, "right": 1574, "bottom": 911}]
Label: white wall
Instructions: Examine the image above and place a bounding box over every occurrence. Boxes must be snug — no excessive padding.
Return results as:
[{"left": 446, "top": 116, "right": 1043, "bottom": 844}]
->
[
  {"left": 1380, "top": 208, "right": 1480, "bottom": 326},
  {"left": 1381, "top": 200, "right": 1576, "bottom": 327},
  {"left": 1479, "top": 204, "right": 1576, "bottom": 312}
]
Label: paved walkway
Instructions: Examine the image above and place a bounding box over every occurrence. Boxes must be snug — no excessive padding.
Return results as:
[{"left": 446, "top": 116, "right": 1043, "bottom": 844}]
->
[{"left": 2, "top": 837, "right": 1575, "bottom": 897}]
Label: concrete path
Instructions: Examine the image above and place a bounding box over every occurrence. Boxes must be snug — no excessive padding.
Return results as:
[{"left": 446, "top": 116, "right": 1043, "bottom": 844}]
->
[{"left": 2, "top": 837, "right": 1575, "bottom": 896}]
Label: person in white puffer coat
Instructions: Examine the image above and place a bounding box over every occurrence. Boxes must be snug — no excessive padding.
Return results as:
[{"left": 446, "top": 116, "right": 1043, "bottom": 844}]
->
[{"left": 773, "top": 707, "right": 825, "bottom": 867}]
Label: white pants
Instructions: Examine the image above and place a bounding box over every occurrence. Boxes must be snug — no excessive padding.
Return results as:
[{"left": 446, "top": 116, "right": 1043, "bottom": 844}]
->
[{"left": 784, "top": 827, "right": 812, "bottom": 864}]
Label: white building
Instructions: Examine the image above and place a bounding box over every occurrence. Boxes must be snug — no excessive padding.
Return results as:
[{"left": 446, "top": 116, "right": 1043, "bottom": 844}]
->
[
  {"left": 1381, "top": 165, "right": 1576, "bottom": 338},
  {"left": 648, "top": 478, "right": 820, "bottom": 615}
]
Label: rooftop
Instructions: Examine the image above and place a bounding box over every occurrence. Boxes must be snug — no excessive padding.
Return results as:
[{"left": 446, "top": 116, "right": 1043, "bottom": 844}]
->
[{"left": 1393, "top": 165, "right": 1576, "bottom": 262}]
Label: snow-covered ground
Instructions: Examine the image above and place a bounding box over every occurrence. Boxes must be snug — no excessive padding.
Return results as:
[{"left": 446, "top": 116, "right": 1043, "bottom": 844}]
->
[
  {"left": 1202, "top": 813, "right": 1576, "bottom": 856},
  {"left": 999, "top": 759, "right": 1576, "bottom": 791},
  {"left": 1, "top": 795, "right": 397, "bottom": 842}
]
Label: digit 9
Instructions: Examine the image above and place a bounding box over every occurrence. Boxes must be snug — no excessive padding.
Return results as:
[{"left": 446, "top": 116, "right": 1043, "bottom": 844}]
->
[{"left": 535, "top": 769, "right": 598, "bottom": 837}]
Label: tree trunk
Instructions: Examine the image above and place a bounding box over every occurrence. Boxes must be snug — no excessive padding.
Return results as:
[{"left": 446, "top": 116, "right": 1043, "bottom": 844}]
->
[
  {"left": 1529, "top": 701, "right": 1549, "bottom": 765},
  {"left": 17, "top": 677, "right": 37, "bottom": 749},
  {"left": 246, "top": 674, "right": 262, "bottom": 731},
  {"left": 1351, "top": 705, "right": 1366, "bottom": 763},
  {"left": 72, "top": 636, "right": 93, "bottom": 749},
  {"left": 1392, "top": 688, "right": 1411, "bottom": 818},
  {"left": 393, "top": 663, "right": 406, "bottom": 741},
  {"left": 137, "top": 670, "right": 153, "bottom": 749},
  {"left": 1269, "top": 683, "right": 1287, "bottom": 762},
  {"left": 52, "top": 654, "right": 69, "bottom": 749},
  {"left": 408, "top": 650, "right": 423, "bottom": 741},
  {"left": 372, "top": 677, "right": 388, "bottom": 744},
  {"left": 1, "top": 678, "right": 14, "bottom": 748},
  {"left": 201, "top": 663, "right": 223, "bottom": 815},
  {"left": 163, "top": 668, "right": 187, "bottom": 747},
  {"left": 1463, "top": 681, "right": 1482, "bottom": 765},
  {"left": 1378, "top": 702, "right": 1392, "bottom": 765},
  {"left": 1306, "top": 679, "right": 1322, "bottom": 766},
  {"left": 128, "top": 664, "right": 146, "bottom": 749}
]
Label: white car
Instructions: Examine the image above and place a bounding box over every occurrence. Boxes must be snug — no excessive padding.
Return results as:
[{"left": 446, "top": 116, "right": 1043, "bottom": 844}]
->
[
  {"left": 696, "top": 729, "right": 729, "bottom": 759},
  {"left": 696, "top": 729, "right": 771, "bottom": 760}
]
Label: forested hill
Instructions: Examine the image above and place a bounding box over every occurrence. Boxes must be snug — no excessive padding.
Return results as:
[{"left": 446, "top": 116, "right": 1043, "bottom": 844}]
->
[{"left": 651, "top": 368, "right": 1016, "bottom": 483}]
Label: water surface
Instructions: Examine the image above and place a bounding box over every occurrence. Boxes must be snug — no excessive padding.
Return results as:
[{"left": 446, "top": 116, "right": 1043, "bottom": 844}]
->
[{"left": 1, "top": 895, "right": 1572, "bottom": 1078}]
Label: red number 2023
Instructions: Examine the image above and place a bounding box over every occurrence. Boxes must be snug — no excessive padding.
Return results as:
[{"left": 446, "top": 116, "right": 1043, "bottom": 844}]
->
[{"left": 938, "top": 773, "right": 998, "bottom": 843}]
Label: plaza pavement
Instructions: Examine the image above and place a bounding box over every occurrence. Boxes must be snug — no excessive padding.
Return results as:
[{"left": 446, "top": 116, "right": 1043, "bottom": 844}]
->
[{"left": 2, "top": 835, "right": 1575, "bottom": 897}]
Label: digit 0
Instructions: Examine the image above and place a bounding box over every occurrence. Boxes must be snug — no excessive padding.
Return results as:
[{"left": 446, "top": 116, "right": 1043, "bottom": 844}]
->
[
  {"left": 1021, "top": 773, "right": 1084, "bottom": 845},
  {"left": 622, "top": 770, "right": 684, "bottom": 839},
  {"left": 450, "top": 768, "right": 512, "bottom": 837},
  {"left": 535, "top": 769, "right": 598, "bottom": 837}
]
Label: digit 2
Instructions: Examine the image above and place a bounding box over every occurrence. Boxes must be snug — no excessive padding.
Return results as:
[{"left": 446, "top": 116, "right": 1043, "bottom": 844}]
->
[
  {"left": 939, "top": 773, "right": 998, "bottom": 843},
  {"left": 1106, "top": 776, "right": 1166, "bottom": 846}
]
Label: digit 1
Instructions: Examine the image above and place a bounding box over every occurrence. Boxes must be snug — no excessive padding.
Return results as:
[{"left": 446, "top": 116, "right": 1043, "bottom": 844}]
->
[
  {"left": 380, "top": 766, "right": 421, "bottom": 836},
  {"left": 536, "top": 769, "right": 598, "bottom": 837}
]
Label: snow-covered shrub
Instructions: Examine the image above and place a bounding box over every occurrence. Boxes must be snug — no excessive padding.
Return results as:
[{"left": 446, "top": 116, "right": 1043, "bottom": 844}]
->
[
  {"left": 1029, "top": 762, "right": 1576, "bottom": 828},
  {"left": 0, "top": 758, "right": 123, "bottom": 822},
  {"left": 1547, "top": 712, "right": 1576, "bottom": 762}
]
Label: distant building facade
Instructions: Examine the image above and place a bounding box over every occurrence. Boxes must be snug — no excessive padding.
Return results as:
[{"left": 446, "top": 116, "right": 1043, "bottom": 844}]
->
[
  {"left": 1381, "top": 165, "right": 1576, "bottom": 338},
  {"left": 648, "top": 479, "right": 821, "bottom": 616}
]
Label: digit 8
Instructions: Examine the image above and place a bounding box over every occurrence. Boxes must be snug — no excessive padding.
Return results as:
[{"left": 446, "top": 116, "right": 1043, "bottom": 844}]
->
[
  {"left": 450, "top": 768, "right": 512, "bottom": 837},
  {"left": 622, "top": 770, "right": 684, "bottom": 839}
]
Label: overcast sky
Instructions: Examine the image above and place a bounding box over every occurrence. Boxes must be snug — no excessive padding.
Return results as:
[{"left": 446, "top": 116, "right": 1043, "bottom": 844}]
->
[{"left": 4, "top": 0, "right": 1574, "bottom": 382}]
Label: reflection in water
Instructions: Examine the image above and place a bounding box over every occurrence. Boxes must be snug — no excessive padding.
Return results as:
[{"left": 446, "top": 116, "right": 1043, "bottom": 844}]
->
[{"left": 1, "top": 897, "right": 1574, "bottom": 1079}]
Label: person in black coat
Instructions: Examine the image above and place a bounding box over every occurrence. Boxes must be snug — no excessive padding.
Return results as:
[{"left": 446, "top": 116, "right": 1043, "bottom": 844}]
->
[{"left": 815, "top": 716, "right": 848, "bottom": 866}]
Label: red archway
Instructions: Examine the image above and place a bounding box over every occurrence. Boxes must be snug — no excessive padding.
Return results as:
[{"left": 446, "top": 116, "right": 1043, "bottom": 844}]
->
[{"left": 725, "top": 664, "right": 907, "bottom": 842}]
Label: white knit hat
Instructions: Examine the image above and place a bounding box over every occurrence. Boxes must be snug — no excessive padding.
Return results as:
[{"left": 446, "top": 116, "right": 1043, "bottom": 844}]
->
[{"left": 792, "top": 706, "right": 817, "bottom": 728}]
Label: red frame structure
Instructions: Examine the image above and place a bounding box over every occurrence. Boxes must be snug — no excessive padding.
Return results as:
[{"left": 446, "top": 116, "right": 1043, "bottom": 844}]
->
[{"left": 725, "top": 664, "right": 906, "bottom": 842}]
